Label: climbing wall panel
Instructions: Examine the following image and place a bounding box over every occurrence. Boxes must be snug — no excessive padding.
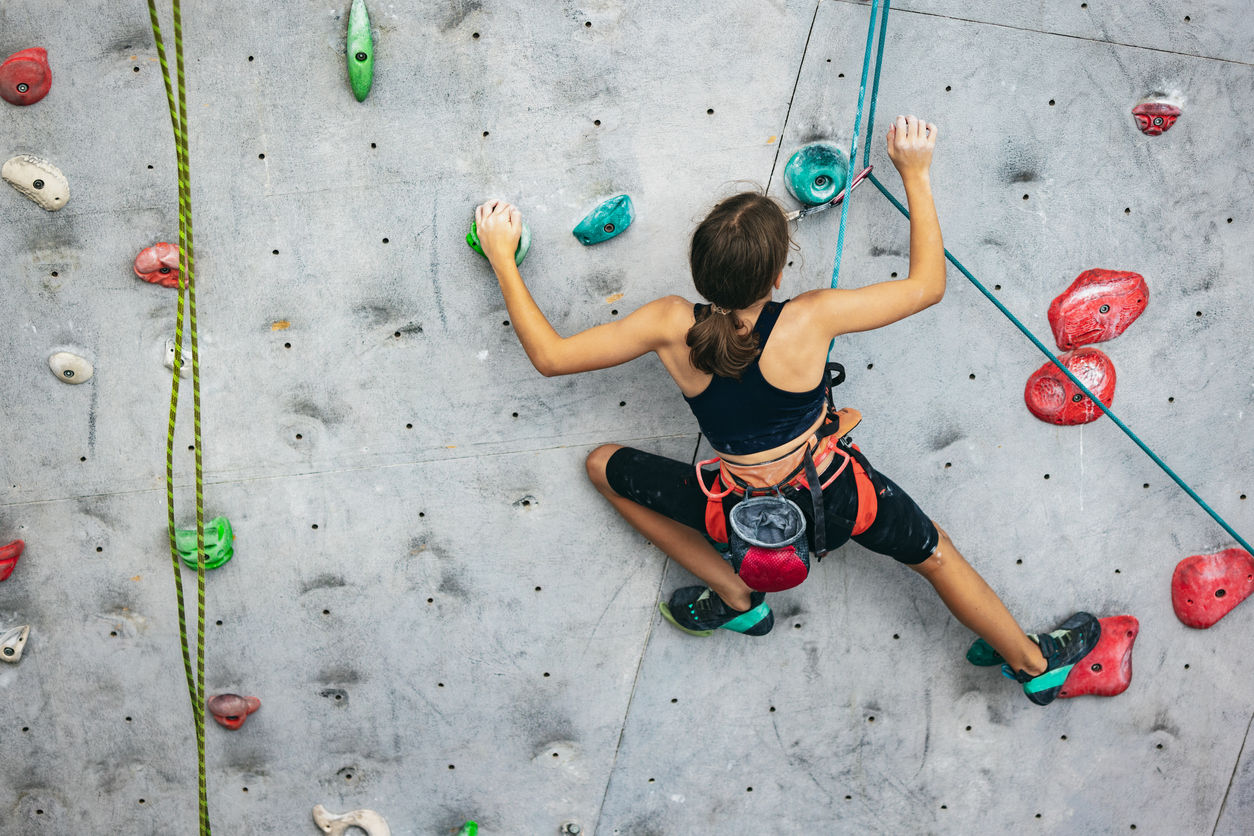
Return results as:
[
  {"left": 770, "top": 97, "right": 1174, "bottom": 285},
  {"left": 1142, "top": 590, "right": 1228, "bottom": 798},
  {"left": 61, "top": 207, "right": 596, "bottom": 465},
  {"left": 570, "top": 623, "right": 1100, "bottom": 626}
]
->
[
  {"left": 600, "top": 2, "right": 1254, "bottom": 833},
  {"left": 2, "top": 0, "right": 1253, "bottom": 834}
]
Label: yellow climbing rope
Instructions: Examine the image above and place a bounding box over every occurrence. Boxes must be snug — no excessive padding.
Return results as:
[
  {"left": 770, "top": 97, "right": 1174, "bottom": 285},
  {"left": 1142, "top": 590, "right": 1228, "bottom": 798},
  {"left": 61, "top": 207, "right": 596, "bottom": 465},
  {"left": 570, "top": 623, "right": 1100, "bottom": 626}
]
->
[{"left": 145, "top": 1, "right": 210, "bottom": 833}]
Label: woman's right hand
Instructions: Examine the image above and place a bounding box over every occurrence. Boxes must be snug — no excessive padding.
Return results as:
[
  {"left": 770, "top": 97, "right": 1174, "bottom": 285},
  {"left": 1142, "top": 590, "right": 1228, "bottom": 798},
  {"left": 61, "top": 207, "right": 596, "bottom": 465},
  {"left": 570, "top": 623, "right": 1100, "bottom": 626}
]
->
[
  {"left": 885, "top": 114, "right": 937, "bottom": 181},
  {"left": 475, "top": 199, "right": 523, "bottom": 269}
]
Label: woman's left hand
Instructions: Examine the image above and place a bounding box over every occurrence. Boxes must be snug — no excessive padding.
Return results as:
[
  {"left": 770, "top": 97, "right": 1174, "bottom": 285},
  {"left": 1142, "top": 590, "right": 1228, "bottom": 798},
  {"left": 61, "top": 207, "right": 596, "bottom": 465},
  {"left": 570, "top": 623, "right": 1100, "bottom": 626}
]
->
[{"left": 475, "top": 199, "right": 523, "bottom": 269}]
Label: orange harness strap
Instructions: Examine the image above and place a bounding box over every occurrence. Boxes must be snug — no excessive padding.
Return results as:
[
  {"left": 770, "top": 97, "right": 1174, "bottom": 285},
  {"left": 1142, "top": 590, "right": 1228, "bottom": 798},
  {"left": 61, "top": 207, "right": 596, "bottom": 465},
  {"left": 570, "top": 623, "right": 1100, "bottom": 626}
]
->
[{"left": 701, "top": 445, "right": 878, "bottom": 544}]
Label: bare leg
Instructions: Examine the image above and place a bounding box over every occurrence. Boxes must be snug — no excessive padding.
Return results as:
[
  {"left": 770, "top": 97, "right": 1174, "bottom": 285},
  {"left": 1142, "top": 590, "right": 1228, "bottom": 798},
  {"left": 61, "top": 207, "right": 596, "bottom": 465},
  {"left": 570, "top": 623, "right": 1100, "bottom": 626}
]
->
[
  {"left": 586, "top": 444, "right": 754, "bottom": 612},
  {"left": 909, "top": 525, "right": 1047, "bottom": 676}
]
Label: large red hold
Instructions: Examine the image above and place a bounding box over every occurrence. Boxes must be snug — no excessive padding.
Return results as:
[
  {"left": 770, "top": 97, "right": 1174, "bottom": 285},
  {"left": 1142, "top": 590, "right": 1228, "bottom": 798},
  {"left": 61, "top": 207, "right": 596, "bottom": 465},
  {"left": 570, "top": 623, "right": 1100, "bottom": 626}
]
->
[
  {"left": 1024, "top": 347, "right": 1116, "bottom": 425},
  {"left": 1132, "top": 102, "right": 1181, "bottom": 136},
  {"left": 1058, "top": 615, "right": 1139, "bottom": 699},
  {"left": 0, "top": 48, "right": 51, "bottom": 106},
  {"left": 1172, "top": 548, "right": 1254, "bottom": 629},
  {"left": 134, "top": 242, "right": 181, "bottom": 288},
  {"left": 1048, "top": 269, "right": 1149, "bottom": 351},
  {"left": 0, "top": 540, "right": 23, "bottom": 582},
  {"left": 207, "top": 694, "right": 261, "bottom": 730}
]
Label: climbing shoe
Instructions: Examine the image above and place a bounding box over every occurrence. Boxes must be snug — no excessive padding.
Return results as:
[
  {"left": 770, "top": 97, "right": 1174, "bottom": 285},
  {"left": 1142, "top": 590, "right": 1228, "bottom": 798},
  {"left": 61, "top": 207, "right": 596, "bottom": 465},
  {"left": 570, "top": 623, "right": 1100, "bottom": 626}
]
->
[
  {"left": 658, "top": 587, "right": 773, "bottom": 637},
  {"left": 1001, "top": 612, "right": 1101, "bottom": 706}
]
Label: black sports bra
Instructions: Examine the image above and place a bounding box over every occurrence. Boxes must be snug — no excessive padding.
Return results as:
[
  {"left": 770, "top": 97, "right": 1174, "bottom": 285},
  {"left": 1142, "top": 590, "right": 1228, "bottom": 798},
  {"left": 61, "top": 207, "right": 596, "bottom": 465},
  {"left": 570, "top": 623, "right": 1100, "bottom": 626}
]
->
[{"left": 683, "top": 300, "right": 827, "bottom": 456}]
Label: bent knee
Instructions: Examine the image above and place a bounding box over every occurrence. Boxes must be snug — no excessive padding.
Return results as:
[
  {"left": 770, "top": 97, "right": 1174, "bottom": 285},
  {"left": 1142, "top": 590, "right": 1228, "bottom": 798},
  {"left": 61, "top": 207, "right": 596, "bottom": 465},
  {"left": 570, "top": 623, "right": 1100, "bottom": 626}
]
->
[
  {"left": 585, "top": 444, "right": 624, "bottom": 490},
  {"left": 909, "top": 524, "right": 958, "bottom": 576}
]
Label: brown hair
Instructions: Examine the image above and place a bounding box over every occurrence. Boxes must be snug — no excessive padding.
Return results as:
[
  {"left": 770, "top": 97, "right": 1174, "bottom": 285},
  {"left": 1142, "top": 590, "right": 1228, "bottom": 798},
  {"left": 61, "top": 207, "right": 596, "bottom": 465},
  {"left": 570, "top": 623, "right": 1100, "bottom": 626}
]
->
[{"left": 687, "top": 191, "right": 790, "bottom": 380}]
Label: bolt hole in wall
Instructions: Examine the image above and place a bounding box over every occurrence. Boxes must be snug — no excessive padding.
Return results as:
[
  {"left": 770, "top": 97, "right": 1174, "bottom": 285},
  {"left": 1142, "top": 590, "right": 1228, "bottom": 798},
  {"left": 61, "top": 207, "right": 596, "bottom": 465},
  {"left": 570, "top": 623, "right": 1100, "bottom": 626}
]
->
[
  {"left": 707, "top": 108, "right": 714, "bottom": 114},
  {"left": 258, "top": 153, "right": 265, "bottom": 159}
]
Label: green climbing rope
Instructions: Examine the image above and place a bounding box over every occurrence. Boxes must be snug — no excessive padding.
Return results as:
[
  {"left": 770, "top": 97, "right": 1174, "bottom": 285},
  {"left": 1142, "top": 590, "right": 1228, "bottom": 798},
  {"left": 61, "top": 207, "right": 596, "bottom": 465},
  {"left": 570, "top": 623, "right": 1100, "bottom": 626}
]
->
[
  {"left": 146, "top": 1, "right": 210, "bottom": 834},
  {"left": 841, "top": 0, "right": 1254, "bottom": 558}
]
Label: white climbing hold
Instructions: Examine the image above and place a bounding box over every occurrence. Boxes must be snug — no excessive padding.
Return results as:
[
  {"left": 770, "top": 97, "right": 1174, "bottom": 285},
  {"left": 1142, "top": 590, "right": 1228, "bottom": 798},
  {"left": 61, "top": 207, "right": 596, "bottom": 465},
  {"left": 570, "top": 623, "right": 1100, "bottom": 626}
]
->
[
  {"left": 312, "top": 805, "right": 391, "bottom": 836},
  {"left": 2, "top": 154, "right": 68, "bottom": 211},
  {"left": 1, "top": 625, "right": 29, "bottom": 663},
  {"left": 49, "top": 351, "right": 92, "bottom": 384},
  {"left": 165, "top": 338, "right": 190, "bottom": 378}
]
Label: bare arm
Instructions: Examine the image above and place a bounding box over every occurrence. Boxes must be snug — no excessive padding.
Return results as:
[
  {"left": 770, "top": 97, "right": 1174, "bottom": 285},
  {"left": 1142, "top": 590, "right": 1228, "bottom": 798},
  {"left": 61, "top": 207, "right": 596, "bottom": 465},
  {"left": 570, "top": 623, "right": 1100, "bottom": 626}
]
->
[
  {"left": 802, "top": 114, "right": 946, "bottom": 336},
  {"left": 475, "top": 199, "right": 681, "bottom": 377}
]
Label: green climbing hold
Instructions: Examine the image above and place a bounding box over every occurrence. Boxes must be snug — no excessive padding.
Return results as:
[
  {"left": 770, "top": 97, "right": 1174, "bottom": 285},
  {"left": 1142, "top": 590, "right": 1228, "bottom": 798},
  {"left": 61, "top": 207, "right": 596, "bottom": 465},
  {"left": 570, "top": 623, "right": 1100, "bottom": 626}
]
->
[
  {"left": 467, "top": 220, "right": 531, "bottom": 266},
  {"left": 457, "top": 822, "right": 478, "bottom": 836},
  {"left": 175, "top": 516, "right": 234, "bottom": 570},
  {"left": 965, "top": 637, "right": 1003, "bottom": 666},
  {"left": 572, "top": 194, "right": 634, "bottom": 245},
  {"left": 346, "top": 0, "right": 374, "bottom": 102},
  {"left": 784, "top": 142, "right": 848, "bottom": 207}
]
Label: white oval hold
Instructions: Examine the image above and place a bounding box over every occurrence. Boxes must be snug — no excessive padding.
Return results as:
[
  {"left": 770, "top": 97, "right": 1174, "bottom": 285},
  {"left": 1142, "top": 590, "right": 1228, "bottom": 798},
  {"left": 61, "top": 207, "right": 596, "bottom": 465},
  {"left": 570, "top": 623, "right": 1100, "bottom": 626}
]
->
[
  {"left": 1, "top": 625, "right": 29, "bottom": 663},
  {"left": 312, "top": 805, "right": 391, "bottom": 836},
  {"left": 3, "top": 155, "right": 69, "bottom": 211},
  {"left": 49, "top": 351, "right": 92, "bottom": 384}
]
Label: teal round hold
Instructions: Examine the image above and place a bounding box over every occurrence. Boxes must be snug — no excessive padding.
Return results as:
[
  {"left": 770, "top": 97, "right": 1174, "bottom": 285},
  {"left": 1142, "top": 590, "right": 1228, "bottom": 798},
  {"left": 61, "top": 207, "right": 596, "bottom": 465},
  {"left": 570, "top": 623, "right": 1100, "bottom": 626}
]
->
[
  {"left": 573, "top": 194, "right": 634, "bottom": 245},
  {"left": 784, "top": 143, "right": 848, "bottom": 207},
  {"left": 467, "top": 221, "right": 531, "bottom": 266}
]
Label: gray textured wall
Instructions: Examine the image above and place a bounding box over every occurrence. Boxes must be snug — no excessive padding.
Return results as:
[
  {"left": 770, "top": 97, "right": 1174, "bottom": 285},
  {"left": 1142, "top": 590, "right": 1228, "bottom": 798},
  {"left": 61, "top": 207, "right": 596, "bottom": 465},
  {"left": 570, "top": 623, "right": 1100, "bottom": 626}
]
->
[{"left": 2, "top": 1, "right": 1253, "bottom": 834}]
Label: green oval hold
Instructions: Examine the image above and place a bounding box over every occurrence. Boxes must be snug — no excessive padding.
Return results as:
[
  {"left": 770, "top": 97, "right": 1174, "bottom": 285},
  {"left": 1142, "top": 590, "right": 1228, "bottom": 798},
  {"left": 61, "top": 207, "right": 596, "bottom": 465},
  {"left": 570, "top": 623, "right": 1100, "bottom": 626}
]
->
[
  {"left": 784, "top": 142, "right": 848, "bottom": 206},
  {"left": 175, "top": 516, "right": 234, "bottom": 571},
  {"left": 467, "top": 220, "right": 531, "bottom": 266},
  {"left": 347, "top": 0, "right": 374, "bottom": 102},
  {"left": 573, "top": 194, "right": 634, "bottom": 246}
]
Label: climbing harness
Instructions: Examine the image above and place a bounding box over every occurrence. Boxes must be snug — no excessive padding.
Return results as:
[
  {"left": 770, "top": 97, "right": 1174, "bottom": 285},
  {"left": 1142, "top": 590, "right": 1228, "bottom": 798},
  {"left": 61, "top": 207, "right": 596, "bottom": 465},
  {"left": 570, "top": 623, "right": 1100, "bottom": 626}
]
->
[
  {"left": 823, "top": 0, "right": 1254, "bottom": 558},
  {"left": 146, "top": 1, "right": 211, "bottom": 833},
  {"left": 696, "top": 366, "right": 886, "bottom": 591}
]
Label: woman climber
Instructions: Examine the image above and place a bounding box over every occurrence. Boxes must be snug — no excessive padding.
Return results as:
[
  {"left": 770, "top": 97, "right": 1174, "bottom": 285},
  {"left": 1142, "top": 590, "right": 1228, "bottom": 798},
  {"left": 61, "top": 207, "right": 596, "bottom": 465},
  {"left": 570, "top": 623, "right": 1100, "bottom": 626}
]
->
[{"left": 475, "top": 114, "right": 1097, "bottom": 706}]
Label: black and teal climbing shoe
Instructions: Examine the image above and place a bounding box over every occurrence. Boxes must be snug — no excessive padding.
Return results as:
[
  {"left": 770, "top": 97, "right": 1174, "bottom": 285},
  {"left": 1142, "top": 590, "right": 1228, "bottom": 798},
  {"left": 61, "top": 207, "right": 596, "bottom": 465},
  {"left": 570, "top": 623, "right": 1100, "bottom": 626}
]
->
[
  {"left": 1001, "top": 612, "right": 1101, "bottom": 706},
  {"left": 659, "top": 587, "right": 773, "bottom": 637}
]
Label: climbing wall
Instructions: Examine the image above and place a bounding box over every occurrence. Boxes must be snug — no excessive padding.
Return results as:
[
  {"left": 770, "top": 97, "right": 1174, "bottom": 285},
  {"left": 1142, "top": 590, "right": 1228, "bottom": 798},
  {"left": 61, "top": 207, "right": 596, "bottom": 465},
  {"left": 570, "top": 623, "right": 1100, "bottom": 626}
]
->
[{"left": 1, "top": 1, "right": 1252, "bottom": 834}]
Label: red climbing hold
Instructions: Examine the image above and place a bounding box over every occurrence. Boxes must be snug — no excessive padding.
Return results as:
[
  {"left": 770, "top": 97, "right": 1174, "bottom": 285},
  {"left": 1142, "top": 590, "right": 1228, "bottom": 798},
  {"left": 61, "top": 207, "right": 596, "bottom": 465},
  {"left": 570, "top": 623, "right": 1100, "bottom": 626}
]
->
[
  {"left": 1048, "top": 269, "right": 1149, "bottom": 351},
  {"left": 0, "top": 48, "right": 51, "bottom": 106},
  {"left": 1023, "top": 347, "right": 1116, "bottom": 425},
  {"left": 1171, "top": 548, "right": 1254, "bottom": 629},
  {"left": 207, "top": 694, "right": 261, "bottom": 730},
  {"left": 1132, "top": 102, "right": 1181, "bottom": 136},
  {"left": 133, "top": 242, "right": 181, "bottom": 288},
  {"left": 0, "top": 540, "right": 24, "bottom": 582},
  {"left": 1058, "top": 615, "right": 1139, "bottom": 699}
]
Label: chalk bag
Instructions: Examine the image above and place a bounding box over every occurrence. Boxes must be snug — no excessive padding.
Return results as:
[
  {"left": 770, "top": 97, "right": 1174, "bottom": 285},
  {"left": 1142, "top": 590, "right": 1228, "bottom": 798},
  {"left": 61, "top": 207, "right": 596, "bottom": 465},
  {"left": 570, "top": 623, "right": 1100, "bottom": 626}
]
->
[{"left": 728, "top": 495, "right": 810, "bottom": 592}]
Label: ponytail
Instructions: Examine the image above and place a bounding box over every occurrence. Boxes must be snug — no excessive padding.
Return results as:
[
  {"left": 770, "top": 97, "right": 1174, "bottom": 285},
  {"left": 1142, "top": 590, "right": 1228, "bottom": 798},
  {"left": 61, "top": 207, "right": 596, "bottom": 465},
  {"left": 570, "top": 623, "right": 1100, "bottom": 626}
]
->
[
  {"left": 686, "top": 192, "right": 790, "bottom": 380},
  {"left": 687, "top": 306, "right": 760, "bottom": 380}
]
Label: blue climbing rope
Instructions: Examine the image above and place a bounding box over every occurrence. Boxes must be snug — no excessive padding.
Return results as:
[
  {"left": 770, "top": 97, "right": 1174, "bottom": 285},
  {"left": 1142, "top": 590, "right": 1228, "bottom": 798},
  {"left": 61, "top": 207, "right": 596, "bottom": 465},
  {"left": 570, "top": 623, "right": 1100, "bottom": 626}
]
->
[
  {"left": 840, "top": 1, "right": 1253, "bottom": 557},
  {"left": 829, "top": 0, "right": 885, "bottom": 289}
]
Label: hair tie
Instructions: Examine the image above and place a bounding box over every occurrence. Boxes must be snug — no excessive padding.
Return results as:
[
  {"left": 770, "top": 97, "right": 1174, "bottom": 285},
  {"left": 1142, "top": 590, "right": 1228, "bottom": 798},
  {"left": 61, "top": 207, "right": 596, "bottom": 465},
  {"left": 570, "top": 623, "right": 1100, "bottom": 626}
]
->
[{"left": 710, "top": 305, "right": 730, "bottom": 315}]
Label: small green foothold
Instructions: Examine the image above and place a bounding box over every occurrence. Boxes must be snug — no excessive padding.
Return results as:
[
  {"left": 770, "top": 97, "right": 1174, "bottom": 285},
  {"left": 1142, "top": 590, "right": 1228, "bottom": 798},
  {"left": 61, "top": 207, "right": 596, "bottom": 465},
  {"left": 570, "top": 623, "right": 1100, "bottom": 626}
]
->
[
  {"left": 784, "top": 142, "right": 848, "bottom": 206},
  {"left": 467, "top": 221, "right": 531, "bottom": 266},
  {"left": 457, "top": 822, "right": 478, "bottom": 836},
  {"left": 175, "top": 516, "right": 234, "bottom": 570},
  {"left": 965, "top": 637, "right": 1004, "bottom": 667},
  {"left": 347, "top": 0, "right": 374, "bottom": 102},
  {"left": 573, "top": 194, "right": 634, "bottom": 245}
]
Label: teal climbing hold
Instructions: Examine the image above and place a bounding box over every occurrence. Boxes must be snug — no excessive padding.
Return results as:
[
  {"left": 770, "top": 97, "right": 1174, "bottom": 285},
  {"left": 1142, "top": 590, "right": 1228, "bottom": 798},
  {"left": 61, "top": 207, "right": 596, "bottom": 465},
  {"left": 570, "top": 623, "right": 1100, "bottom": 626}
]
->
[
  {"left": 346, "top": 0, "right": 374, "bottom": 102},
  {"left": 784, "top": 143, "right": 848, "bottom": 207},
  {"left": 467, "top": 220, "right": 531, "bottom": 266},
  {"left": 457, "top": 822, "right": 478, "bottom": 836},
  {"left": 175, "top": 516, "right": 234, "bottom": 570},
  {"left": 572, "top": 194, "right": 634, "bottom": 245}
]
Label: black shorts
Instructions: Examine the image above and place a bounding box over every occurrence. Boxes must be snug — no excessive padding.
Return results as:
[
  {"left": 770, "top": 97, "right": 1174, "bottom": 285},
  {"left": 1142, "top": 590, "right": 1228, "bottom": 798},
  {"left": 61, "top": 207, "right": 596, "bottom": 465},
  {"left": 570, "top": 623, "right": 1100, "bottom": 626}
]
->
[{"left": 605, "top": 445, "right": 938, "bottom": 565}]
